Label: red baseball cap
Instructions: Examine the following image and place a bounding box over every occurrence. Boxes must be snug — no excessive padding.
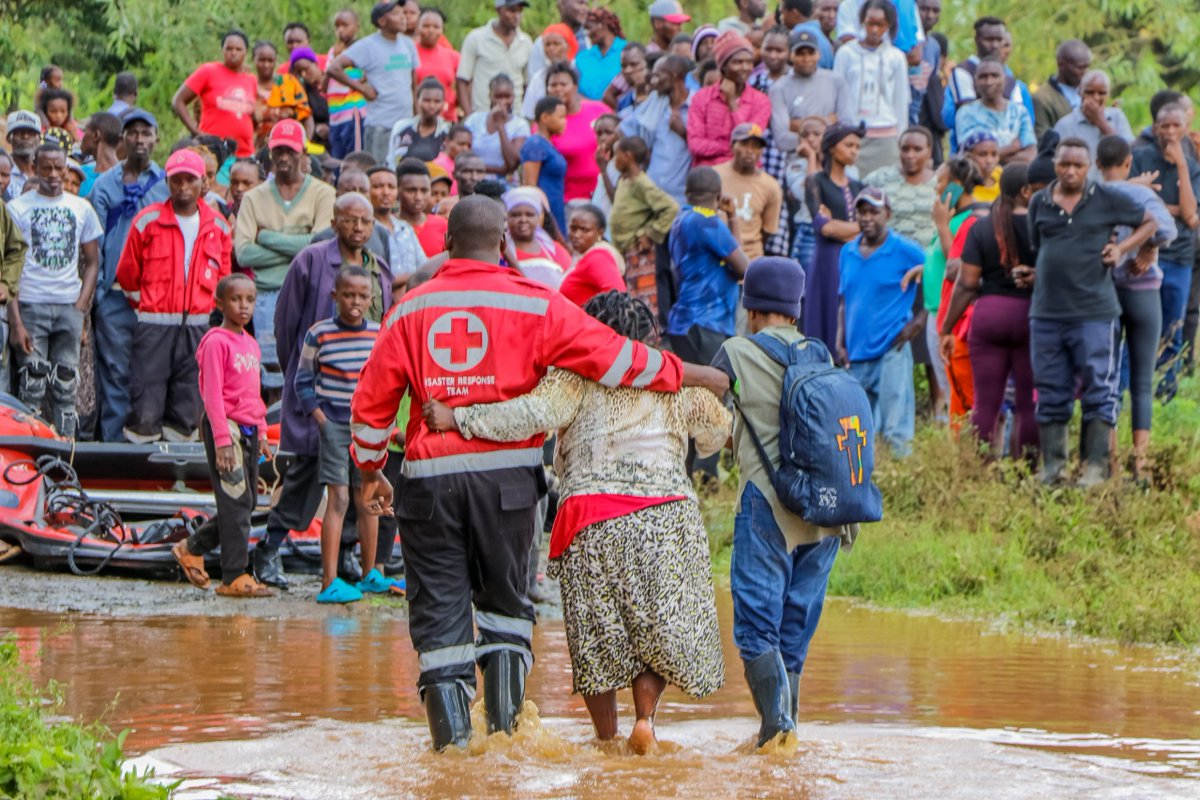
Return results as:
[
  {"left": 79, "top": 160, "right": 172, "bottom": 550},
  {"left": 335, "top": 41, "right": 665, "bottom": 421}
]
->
[
  {"left": 649, "top": 0, "right": 690, "bottom": 24},
  {"left": 165, "top": 149, "right": 206, "bottom": 180},
  {"left": 268, "top": 119, "right": 306, "bottom": 153}
]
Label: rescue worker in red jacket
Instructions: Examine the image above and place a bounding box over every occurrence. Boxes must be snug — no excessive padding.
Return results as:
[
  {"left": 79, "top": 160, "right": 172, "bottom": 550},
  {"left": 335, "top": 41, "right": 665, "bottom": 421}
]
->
[
  {"left": 116, "top": 149, "right": 232, "bottom": 443},
  {"left": 351, "top": 195, "right": 729, "bottom": 751}
]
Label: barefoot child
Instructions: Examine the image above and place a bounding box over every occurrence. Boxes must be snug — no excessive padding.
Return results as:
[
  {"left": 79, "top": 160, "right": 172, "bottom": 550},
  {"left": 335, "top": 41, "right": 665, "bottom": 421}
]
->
[
  {"left": 174, "top": 274, "right": 273, "bottom": 597},
  {"left": 293, "top": 265, "right": 384, "bottom": 603}
]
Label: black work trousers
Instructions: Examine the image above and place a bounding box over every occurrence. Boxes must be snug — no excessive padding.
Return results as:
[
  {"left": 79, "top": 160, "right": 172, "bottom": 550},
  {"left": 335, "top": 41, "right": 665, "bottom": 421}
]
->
[
  {"left": 126, "top": 321, "right": 204, "bottom": 440},
  {"left": 396, "top": 466, "right": 542, "bottom": 693}
]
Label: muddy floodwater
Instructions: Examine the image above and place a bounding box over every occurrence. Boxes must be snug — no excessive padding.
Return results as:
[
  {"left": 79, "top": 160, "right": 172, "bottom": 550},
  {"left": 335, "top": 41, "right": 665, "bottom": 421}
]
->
[{"left": 4, "top": 591, "right": 1200, "bottom": 798}]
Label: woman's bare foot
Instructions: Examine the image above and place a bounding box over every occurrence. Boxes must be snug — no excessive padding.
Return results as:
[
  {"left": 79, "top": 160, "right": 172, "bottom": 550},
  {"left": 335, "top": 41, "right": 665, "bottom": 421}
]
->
[{"left": 628, "top": 718, "right": 655, "bottom": 755}]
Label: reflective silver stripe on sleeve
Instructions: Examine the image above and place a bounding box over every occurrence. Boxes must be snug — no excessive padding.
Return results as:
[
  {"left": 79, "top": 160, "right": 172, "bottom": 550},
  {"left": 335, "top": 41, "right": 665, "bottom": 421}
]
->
[
  {"left": 475, "top": 611, "right": 534, "bottom": 640},
  {"left": 630, "top": 347, "right": 664, "bottom": 389},
  {"left": 401, "top": 447, "right": 542, "bottom": 479},
  {"left": 135, "top": 311, "right": 209, "bottom": 325},
  {"left": 597, "top": 338, "right": 635, "bottom": 388},
  {"left": 393, "top": 290, "right": 550, "bottom": 320},
  {"left": 351, "top": 423, "right": 392, "bottom": 446},
  {"left": 133, "top": 209, "right": 161, "bottom": 233},
  {"left": 417, "top": 643, "right": 477, "bottom": 673}
]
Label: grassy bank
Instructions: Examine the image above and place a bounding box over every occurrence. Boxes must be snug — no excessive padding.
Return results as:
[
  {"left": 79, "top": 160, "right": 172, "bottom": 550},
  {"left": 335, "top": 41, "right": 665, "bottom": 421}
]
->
[
  {"left": 704, "top": 378, "right": 1200, "bottom": 646},
  {"left": 0, "top": 638, "right": 171, "bottom": 799}
]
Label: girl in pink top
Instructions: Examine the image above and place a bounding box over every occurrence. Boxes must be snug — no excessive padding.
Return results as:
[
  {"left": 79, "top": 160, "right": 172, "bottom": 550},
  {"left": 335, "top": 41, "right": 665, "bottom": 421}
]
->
[
  {"left": 174, "top": 274, "right": 274, "bottom": 598},
  {"left": 545, "top": 63, "right": 610, "bottom": 201}
]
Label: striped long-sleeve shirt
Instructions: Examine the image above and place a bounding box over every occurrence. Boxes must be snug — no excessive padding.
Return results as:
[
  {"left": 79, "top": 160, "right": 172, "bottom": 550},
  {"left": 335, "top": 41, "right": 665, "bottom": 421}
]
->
[{"left": 294, "top": 316, "right": 380, "bottom": 423}]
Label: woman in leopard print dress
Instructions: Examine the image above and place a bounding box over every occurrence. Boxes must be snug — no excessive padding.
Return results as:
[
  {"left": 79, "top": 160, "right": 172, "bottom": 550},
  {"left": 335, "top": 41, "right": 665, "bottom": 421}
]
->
[{"left": 425, "top": 291, "right": 730, "bottom": 754}]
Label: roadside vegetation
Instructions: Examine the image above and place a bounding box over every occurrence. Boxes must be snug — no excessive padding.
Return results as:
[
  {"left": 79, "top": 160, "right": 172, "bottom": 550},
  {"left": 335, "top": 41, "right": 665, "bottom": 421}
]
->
[
  {"left": 0, "top": 637, "right": 172, "bottom": 799},
  {"left": 705, "top": 378, "right": 1200, "bottom": 646}
]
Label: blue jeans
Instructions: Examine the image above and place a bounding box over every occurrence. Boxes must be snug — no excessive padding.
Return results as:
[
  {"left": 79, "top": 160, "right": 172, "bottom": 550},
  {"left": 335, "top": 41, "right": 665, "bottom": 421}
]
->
[
  {"left": 17, "top": 301, "right": 84, "bottom": 438},
  {"left": 731, "top": 482, "right": 839, "bottom": 674},
  {"left": 92, "top": 289, "right": 137, "bottom": 441},
  {"left": 252, "top": 288, "right": 283, "bottom": 390},
  {"left": 848, "top": 341, "right": 915, "bottom": 456},
  {"left": 1030, "top": 317, "right": 1119, "bottom": 425},
  {"left": 1158, "top": 259, "right": 1192, "bottom": 398},
  {"left": 327, "top": 112, "right": 363, "bottom": 160}
]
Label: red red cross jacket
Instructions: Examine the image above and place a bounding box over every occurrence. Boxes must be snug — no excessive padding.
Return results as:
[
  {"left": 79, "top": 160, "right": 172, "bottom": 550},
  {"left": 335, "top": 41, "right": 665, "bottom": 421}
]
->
[
  {"left": 116, "top": 201, "right": 232, "bottom": 325},
  {"left": 350, "top": 258, "right": 684, "bottom": 476}
]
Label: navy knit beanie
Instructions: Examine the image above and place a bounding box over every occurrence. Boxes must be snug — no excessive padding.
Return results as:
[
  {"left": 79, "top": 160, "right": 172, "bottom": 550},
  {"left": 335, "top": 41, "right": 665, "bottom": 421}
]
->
[{"left": 742, "top": 256, "right": 805, "bottom": 319}]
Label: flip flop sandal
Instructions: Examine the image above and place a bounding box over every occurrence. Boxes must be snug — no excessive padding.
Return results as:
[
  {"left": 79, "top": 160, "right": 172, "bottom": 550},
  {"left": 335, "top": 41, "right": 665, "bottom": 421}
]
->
[
  {"left": 0, "top": 541, "right": 21, "bottom": 564},
  {"left": 173, "top": 540, "right": 211, "bottom": 589},
  {"left": 216, "top": 574, "right": 274, "bottom": 598}
]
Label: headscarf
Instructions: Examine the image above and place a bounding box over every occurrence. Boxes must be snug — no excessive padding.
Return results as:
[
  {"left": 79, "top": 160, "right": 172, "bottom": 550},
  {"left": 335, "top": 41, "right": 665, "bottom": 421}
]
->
[
  {"left": 586, "top": 8, "right": 624, "bottom": 40},
  {"left": 542, "top": 23, "right": 580, "bottom": 61},
  {"left": 960, "top": 129, "right": 998, "bottom": 153},
  {"left": 691, "top": 25, "right": 718, "bottom": 61},
  {"left": 289, "top": 46, "right": 319, "bottom": 69},
  {"left": 712, "top": 30, "right": 753, "bottom": 72},
  {"left": 504, "top": 187, "right": 558, "bottom": 256},
  {"left": 820, "top": 121, "right": 867, "bottom": 161}
]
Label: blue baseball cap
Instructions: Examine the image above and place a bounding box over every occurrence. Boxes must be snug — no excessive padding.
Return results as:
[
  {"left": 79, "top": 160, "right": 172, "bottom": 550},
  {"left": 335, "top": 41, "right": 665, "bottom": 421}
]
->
[{"left": 122, "top": 108, "right": 158, "bottom": 131}]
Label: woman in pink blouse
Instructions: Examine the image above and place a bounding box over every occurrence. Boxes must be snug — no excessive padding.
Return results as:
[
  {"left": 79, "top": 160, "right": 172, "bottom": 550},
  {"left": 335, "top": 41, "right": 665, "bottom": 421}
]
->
[
  {"left": 545, "top": 62, "right": 610, "bottom": 200},
  {"left": 687, "top": 31, "right": 771, "bottom": 167}
]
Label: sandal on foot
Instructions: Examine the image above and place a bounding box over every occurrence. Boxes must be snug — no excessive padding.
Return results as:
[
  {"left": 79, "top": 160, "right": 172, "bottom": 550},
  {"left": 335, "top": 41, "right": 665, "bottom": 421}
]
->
[
  {"left": 216, "top": 573, "right": 274, "bottom": 598},
  {"left": 316, "top": 577, "right": 363, "bottom": 604},
  {"left": 628, "top": 719, "right": 656, "bottom": 755},
  {"left": 356, "top": 568, "right": 392, "bottom": 594},
  {"left": 173, "top": 540, "right": 210, "bottom": 589}
]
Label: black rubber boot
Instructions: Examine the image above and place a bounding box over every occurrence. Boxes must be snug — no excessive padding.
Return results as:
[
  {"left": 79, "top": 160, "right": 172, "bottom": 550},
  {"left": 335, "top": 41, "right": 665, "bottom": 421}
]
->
[
  {"left": 1037, "top": 422, "right": 1070, "bottom": 485},
  {"left": 744, "top": 650, "right": 796, "bottom": 747},
  {"left": 787, "top": 671, "right": 801, "bottom": 724},
  {"left": 337, "top": 544, "right": 363, "bottom": 584},
  {"left": 1077, "top": 420, "right": 1114, "bottom": 488},
  {"left": 482, "top": 650, "right": 526, "bottom": 735},
  {"left": 252, "top": 544, "right": 288, "bottom": 590},
  {"left": 424, "top": 682, "right": 472, "bottom": 752}
]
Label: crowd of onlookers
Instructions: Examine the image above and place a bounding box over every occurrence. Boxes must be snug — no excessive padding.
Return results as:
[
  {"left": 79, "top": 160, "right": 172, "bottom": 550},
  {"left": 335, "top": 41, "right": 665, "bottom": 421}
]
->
[{"left": 0, "top": 0, "right": 1195, "bottom": 490}]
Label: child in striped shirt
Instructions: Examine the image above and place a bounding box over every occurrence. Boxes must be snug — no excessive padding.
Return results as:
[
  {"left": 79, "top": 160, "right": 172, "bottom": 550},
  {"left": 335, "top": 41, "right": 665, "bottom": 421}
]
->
[{"left": 294, "top": 265, "right": 382, "bottom": 603}]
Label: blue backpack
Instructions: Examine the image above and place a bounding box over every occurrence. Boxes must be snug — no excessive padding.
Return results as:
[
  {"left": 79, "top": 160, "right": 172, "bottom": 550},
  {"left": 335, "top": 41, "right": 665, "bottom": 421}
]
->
[{"left": 733, "top": 334, "right": 883, "bottom": 527}]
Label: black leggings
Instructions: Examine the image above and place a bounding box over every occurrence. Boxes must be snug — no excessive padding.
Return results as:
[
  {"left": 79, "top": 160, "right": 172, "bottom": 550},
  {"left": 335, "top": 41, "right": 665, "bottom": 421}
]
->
[{"left": 1118, "top": 287, "right": 1163, "bottom": 431}]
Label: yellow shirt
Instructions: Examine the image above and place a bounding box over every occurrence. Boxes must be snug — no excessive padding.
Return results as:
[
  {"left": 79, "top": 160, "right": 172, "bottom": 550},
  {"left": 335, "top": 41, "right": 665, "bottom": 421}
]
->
[{"left": 971, "top": 166, "right": 1002, "bottom": 203}]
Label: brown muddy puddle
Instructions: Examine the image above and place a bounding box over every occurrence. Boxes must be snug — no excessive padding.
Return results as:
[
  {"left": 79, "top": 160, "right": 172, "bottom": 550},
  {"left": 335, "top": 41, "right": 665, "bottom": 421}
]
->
[{"left": 4, "top": 593, "right": 1200, "bottom": 798}]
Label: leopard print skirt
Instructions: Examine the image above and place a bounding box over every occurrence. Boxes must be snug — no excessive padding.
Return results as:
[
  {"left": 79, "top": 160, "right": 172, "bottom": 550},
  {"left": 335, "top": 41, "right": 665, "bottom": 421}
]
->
[{"left": 548, "top": 500, "right": 725, "bottom": 698}]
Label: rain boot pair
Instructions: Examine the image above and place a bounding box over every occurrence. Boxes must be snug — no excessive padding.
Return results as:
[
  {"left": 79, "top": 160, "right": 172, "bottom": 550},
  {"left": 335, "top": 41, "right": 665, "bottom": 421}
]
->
[
  {"left": 424, "top": 650, "right": 526, "bottom": 752},
  {"left": 745, "top": 649, "right": 797, "bottom": 747},
  {"left": 1039, "top": 420, "right": 1114, "bottom": 487}
]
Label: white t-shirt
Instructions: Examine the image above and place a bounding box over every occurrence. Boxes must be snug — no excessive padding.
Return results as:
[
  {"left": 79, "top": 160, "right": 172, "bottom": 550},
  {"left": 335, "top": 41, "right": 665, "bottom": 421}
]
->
[
  {"left": 178, "top": 211, "right": 200, "bottom": 280},
  {"left": 7, "top": 191, "right": 103, "bottom": 304}
]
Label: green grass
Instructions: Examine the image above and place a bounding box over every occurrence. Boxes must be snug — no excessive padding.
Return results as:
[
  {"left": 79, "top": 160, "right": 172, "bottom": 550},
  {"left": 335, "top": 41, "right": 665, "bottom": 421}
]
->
[
  {"left": 0, "top": 637, "right": 173, "bottom": 799},
  {"left": 704, "top": 377, "right": 1200, "bottom": 646}
]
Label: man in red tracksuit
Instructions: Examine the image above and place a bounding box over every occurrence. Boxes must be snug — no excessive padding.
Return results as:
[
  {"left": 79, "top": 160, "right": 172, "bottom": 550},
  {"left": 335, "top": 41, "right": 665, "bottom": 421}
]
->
[
  {"left": 116, "top": 149, "right": 232, "bottom": 443},
  {"left": 352, "top": 195, "right": 727, "bottom": 751}
]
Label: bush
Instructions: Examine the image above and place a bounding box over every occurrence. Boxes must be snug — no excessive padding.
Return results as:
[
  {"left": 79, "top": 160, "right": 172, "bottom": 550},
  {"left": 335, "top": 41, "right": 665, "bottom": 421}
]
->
[{"left": 0, "top": 637, "right": 172, "bottom": 799}]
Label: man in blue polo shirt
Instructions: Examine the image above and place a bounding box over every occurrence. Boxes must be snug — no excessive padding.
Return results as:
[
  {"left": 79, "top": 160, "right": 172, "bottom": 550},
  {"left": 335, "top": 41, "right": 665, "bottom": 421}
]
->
[
  {"left": 837, "top": 186, "right": 926, "bottom": 456},
  {"left": 667, "top": 166, "right": 750, "bottom": 478}
]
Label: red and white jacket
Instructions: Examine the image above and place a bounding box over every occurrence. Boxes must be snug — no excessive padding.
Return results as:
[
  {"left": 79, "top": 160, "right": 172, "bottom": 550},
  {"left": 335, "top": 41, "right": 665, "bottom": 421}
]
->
[
  {"left": 351, "top": 258, "right": 684, "bottom": 477},
  {"left": 116, "top": 201, "right": 232, "bottom": 325}
]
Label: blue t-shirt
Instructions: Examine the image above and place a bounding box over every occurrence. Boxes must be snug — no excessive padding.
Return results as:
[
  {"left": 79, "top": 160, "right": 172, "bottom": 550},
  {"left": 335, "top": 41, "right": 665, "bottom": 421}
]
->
[
  {"left": 519, "top": 134, "right": 567, "bottom": 232},
  {"left": 838, "top": 231, "right": 926, "bottom": 362},
  {"left": 576, "top": 38, "right": 627, "bottom": 101},
  {"left": 667, "top": 206, "right": 741, "bottom": 337}
]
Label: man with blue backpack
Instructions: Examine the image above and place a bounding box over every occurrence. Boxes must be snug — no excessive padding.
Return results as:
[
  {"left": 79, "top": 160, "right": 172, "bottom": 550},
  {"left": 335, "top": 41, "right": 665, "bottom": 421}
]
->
[{"left": 713, "top": 255, "right": 880, "bottom": 748}]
